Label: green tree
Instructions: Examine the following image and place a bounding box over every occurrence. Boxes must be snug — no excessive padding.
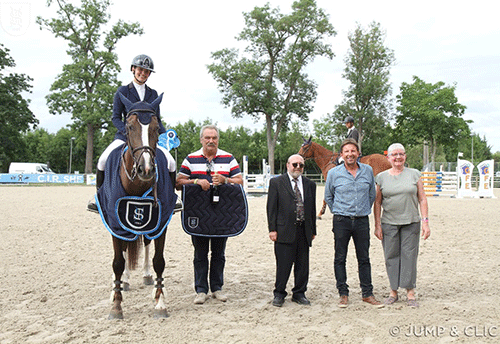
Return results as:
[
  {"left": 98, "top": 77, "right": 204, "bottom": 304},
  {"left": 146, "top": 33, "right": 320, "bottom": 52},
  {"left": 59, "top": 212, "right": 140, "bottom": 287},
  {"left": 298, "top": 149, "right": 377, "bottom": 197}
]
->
[
  {"left": 445, "top": 133, "right": 491, "bottom": 165},
  {"left": 23, "top": 128, "right": 53, "bottom": 167},
  {"left": 0, "top": 44, "right": 37, "bottom": 172},
  {"left": 395, "top": 76, "right": 470, "bottom": 164},
  {"left": 37, "top": 0, "right": 143, "bottom": 173},
  {"left": 332, "top": 22, "right": 395, "bottom": 152},
  {"left": 207, "top": 0, "right": 336, "bottom": 173}
]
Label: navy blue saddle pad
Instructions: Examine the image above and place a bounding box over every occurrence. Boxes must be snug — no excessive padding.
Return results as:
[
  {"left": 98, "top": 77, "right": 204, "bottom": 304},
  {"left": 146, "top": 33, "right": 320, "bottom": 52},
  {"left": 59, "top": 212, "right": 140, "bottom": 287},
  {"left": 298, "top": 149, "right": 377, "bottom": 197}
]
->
[
  {"left": 181, "top": 184, "right": 248, "bottom": 237},
  {"left": 96, "top": 146, "right": 177, "bottom": 241}
]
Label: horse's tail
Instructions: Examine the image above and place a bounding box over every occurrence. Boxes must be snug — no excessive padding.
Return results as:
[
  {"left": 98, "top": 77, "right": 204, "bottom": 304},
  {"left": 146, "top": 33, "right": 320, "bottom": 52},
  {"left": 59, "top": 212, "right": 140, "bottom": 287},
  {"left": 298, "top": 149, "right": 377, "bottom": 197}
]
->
[{"left": 126, "top": 236, "right": 143, "bottom": 270}]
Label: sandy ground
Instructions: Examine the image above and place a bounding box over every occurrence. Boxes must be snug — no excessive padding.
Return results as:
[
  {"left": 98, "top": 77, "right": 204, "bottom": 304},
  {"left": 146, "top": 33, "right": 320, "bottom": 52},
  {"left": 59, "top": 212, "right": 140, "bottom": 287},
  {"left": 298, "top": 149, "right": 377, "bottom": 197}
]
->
[{"left": 1, "top": 185, "right": 500, "bottom": 344}]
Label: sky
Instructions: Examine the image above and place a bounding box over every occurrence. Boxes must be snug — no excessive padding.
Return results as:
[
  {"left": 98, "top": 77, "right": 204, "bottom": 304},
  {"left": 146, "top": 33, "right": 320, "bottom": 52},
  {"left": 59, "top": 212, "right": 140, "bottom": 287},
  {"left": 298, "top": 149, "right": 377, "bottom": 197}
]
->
[{"left": 2, "top": 0, "right": 500, "bottom": 154}]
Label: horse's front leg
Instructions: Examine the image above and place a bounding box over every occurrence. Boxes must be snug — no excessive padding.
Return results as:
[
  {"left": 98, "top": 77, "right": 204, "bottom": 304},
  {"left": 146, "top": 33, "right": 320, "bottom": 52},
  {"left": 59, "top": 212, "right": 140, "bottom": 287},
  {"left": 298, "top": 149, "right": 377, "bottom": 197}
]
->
[
  {"left": 122, "top": 250, "right": 131, "bottom": 291},
  {"left": 151, "top": 231, "right": 168, "bottom": 318},
  {"left": 143, "top": 239, "right": 154, "bottom": 285},
  {"left": 109, "top": 237, "right": 126, "bottom": 320}
]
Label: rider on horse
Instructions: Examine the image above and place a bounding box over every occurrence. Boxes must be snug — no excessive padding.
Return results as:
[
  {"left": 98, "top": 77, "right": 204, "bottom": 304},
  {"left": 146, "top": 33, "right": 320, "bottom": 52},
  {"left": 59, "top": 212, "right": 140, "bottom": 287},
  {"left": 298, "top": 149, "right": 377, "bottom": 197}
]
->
[
  {"left": 88, "top": 54, "right": 175, "bottom": 212},
  {"left": 335, "top": 116, "right": 360, "bottom": 165}
]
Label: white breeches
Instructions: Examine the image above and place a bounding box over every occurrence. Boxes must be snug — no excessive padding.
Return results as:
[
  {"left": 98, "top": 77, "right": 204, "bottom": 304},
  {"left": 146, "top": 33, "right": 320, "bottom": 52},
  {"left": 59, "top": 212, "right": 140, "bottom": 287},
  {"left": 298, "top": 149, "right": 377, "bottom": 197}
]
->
[{"left": 97, "top": 139, "right": 176, "bottom": 172}]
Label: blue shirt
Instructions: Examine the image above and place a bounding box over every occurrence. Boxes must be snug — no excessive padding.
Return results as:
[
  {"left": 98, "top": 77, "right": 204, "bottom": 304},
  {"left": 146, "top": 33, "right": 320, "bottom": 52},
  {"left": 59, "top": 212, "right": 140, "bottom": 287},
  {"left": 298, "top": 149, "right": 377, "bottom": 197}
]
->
[{"left": 324, "top": 163, "right": 376, "bottom": 217}]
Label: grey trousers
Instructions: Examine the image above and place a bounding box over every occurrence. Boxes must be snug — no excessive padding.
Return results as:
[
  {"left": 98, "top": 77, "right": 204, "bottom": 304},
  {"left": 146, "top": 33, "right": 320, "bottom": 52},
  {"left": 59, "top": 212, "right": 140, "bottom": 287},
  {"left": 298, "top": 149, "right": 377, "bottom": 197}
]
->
[{"left": 381, "top": 222, "right": 420, "bottom": 290}]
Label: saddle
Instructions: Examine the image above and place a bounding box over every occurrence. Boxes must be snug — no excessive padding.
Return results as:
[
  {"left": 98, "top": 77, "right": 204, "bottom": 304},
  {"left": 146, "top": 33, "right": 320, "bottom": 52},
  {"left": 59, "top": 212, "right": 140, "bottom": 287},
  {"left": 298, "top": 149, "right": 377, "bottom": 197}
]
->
[{"left": 181, "top": 183, "right": 248, "bottom": 237}]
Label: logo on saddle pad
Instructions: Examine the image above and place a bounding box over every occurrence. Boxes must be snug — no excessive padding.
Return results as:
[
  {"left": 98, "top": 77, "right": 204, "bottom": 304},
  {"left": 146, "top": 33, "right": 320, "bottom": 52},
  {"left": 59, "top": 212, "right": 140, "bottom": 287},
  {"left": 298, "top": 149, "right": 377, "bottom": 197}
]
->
[
  {"left": 188, "top": 217, "right": 199, "bottom": 229},
  {"left": 116, "top": 197, "right": 161, "bottom": 234}
]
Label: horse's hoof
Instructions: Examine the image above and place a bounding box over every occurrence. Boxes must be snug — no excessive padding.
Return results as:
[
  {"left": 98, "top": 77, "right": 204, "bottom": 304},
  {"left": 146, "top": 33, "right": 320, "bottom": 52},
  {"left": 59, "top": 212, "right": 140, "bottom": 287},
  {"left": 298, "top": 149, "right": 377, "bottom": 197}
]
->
[
  {"left": 153, "top": 308, "right": 169, "bottom": 319},
  {"left": 122, "top": 282, "right": 130, "bottom": 291},
  {"left": 143, "top": 276, "right": 154, "bottom": 285},
  {"left": 108, "top": 311, "right": 124, "bottom": 320}
]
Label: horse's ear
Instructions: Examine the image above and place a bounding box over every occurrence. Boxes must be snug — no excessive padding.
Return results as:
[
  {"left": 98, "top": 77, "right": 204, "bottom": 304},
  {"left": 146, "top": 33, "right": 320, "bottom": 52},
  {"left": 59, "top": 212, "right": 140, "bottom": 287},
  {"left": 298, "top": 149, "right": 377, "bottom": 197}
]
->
[
  {"left": 307, "top": 136, "right": 312, "bottom": 144},
  {"left": 118, "top": 92, "right": 134, "bottom": 113},
  {"left": 150, "top": 93, "right": 164, "bottom": 114}
]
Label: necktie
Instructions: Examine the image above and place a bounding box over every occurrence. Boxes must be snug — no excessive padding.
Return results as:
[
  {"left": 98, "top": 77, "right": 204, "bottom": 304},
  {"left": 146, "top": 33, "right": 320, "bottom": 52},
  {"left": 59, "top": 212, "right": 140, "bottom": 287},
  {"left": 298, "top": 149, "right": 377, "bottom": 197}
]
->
[{"left": 293, "top": 178, "right": 305, "bottom": 222}]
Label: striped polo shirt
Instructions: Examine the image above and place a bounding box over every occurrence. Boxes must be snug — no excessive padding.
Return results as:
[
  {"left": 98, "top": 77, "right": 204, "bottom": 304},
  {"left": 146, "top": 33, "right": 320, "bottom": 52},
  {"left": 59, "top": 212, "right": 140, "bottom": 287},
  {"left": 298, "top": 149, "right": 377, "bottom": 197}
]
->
[{"left": 178, "top": 148, "right": 241, "bottom": 182}]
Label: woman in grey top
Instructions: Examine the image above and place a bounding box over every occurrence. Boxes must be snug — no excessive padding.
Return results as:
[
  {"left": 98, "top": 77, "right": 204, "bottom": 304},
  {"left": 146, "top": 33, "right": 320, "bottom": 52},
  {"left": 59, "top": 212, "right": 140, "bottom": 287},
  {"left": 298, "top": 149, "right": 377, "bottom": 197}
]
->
[{"left": 373, "top": 143, "right": 430, "bottom": 307}]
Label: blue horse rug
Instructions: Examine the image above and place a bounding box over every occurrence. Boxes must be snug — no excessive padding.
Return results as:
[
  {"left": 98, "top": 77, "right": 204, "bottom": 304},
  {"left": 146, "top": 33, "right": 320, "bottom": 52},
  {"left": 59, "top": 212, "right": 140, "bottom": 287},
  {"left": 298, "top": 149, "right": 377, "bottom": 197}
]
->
[
  {"left": 96, "top": 145, "right": 177, "bottom": 241},
  {"left": 181, "top": 184, "right": 248, "bottom": 237}
]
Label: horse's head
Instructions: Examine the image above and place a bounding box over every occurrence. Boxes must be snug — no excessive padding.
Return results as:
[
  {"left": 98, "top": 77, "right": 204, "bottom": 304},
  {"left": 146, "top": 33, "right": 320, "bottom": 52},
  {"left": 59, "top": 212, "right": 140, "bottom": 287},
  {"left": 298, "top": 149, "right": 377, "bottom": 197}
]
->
[
  {"left": 298, "top": 136, "right": 313, "bottom": 159},
  {"left": 119, "top": 93, "right": 163, "bottom": 182}
]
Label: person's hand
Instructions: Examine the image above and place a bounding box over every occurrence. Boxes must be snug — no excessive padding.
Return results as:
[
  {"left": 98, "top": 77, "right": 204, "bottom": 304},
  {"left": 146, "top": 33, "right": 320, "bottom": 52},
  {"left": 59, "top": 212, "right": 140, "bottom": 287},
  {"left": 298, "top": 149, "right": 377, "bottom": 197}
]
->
[
  {"left": 269, "top": 231, "right": 277, "bottom": 241},
  {"left": 421, "top": 222, "right": 430, "bottom": 240},
  {"left": 212, "top": 172, "right": 226, "bottom": 186},
  {"left": 197, "top": 178, "right": 211, "bottom": 191},
  {"left": 374, "top": 225, "right": 383, "bottom": 240}
]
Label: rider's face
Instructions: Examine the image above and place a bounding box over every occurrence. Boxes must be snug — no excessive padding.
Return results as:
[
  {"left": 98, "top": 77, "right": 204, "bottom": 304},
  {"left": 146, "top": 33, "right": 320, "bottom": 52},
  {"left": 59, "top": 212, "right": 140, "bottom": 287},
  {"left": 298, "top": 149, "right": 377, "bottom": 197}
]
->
[{"left": 132, "top": 66, "right": 151, "bottom": 84}]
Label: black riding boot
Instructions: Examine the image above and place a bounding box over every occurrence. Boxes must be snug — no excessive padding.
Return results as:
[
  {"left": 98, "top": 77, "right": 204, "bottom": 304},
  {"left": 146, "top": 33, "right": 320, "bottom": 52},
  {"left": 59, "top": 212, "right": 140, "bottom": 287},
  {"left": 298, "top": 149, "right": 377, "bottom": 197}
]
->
[{"left": 87, "top": 169, "right": 105, "bottom": 213}]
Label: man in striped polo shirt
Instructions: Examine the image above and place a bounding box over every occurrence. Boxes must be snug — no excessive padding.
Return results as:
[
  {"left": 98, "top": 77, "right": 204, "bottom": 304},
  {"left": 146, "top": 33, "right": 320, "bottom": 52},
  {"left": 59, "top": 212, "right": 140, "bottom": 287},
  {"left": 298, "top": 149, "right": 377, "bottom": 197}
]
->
[{"left": 176, "top": 124, "right": 243, "bottom": 304}]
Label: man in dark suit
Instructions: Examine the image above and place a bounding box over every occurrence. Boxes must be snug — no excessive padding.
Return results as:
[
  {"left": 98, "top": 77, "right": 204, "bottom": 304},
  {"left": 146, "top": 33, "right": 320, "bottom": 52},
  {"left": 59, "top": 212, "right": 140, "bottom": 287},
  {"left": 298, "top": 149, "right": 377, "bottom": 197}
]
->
[{"left": 267, "top": 154, "right": 317, "bottom": 307}]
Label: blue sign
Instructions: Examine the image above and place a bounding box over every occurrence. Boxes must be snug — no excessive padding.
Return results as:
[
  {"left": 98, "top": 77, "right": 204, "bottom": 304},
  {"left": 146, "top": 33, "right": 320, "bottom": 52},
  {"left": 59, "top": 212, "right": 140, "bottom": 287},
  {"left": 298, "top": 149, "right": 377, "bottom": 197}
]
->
[{"left": 0, "top": 173, "right": 85, "bottom": 184}]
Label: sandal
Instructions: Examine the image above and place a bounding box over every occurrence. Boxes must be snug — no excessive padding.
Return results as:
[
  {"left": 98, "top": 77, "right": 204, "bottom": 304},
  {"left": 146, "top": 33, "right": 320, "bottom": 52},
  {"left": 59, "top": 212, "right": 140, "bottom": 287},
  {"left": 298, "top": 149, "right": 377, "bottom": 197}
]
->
[
  {"left": 407, "top": 299, "right": 419, "bottom": 308},
  {"left": 384, "top": 296, "right": 398, "bottom": 305}
]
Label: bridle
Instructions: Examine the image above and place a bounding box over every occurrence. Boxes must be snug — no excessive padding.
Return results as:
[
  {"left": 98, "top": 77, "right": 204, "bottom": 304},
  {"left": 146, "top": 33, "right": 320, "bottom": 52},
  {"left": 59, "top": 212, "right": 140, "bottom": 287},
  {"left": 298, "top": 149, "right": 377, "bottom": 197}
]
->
[
  {"left": 299, "top": 142, "right": 337, "bottom": 169},
  {"left": 121, "top": 111, "right": 158, "bottom": 182}
]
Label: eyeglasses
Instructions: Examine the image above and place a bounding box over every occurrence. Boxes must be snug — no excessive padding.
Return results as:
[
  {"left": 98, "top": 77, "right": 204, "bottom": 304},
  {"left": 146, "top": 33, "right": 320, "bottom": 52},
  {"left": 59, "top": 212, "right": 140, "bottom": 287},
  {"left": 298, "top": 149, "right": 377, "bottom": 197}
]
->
[
  {"left": 291, "top": 162, "right": 305, "bottom": 168},
  {"left": 206, "top": 161, "right": 214, "bottom": 175},
  {"left": 390, "top": 153, "right": 405, "bottom": 157}
]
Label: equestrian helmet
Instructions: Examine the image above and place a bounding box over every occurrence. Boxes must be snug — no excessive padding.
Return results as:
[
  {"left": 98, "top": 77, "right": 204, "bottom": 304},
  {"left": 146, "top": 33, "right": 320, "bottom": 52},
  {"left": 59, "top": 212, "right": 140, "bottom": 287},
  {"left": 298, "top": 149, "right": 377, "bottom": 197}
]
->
[
  {"left": 344, "top": 116, "right": 355, "bottom": 124},
  {"left": 130, "top": 54, "right": 155, "bottom": 72}
]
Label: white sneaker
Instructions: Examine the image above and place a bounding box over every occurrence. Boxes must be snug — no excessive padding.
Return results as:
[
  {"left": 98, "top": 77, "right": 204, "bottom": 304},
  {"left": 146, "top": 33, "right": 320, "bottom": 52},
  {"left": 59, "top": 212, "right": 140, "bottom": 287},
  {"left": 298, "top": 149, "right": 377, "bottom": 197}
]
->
[
  {"left": 194, "top": 292, "right": 208, "bottom": 304},
  {"left": 212, "top": 290, "right": 228, "bottom": 302}
]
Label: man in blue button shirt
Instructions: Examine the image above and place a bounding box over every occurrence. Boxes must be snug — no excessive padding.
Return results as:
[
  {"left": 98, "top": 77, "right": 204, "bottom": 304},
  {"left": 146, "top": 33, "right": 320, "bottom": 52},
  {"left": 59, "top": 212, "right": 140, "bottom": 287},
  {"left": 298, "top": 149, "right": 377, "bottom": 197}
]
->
[{"left": 325, "top": 138, "right": 383, "bottom": 309}]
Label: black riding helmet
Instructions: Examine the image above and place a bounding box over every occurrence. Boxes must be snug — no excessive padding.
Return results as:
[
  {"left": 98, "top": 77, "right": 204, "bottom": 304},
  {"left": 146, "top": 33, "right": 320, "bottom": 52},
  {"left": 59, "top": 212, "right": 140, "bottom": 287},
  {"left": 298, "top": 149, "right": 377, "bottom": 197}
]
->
[
  {"left": 130, "top": 54, "right": 155, "bottom": 73},
  {"left": 344, "top": 116, "right": 354, "bottom": 124}
]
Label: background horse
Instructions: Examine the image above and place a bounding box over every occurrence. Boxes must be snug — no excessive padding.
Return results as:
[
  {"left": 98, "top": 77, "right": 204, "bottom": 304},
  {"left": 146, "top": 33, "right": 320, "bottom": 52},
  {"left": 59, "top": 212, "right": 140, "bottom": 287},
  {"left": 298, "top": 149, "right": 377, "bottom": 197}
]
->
[
  {"left": 298, "top": 137, "right": 391, "bottom": 218},
  {"left": 105, "top": 94, "right": 174, "bottom": 319}
]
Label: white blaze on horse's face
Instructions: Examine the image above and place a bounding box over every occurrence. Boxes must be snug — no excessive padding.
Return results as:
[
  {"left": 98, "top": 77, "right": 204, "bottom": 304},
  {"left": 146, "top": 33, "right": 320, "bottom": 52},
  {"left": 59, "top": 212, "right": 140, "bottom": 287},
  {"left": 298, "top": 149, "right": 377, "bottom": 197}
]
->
[{"left": 141, "top": 122, "right": 152, "bottom": 168}]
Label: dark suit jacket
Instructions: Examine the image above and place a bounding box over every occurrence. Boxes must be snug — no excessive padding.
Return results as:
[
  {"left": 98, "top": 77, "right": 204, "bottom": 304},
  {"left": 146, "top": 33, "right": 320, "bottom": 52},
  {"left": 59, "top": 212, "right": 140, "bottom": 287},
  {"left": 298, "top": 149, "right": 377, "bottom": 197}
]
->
[
  {"left": 112, "top": 82, "right": 166, "bottom": 141},
  {"left": 267, "top": 174, "right": 317, "bottom": 246}
]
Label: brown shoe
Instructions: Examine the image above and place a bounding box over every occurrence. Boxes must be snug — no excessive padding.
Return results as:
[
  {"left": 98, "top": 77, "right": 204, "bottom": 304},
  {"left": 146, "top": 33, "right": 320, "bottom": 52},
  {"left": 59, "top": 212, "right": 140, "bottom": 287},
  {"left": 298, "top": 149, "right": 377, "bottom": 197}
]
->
[
  {"left": 338, "top": 295, "right": 348, "bottom": 308},
  {"left": 362, "top": 295, "right": 384, "bottom": 308}
]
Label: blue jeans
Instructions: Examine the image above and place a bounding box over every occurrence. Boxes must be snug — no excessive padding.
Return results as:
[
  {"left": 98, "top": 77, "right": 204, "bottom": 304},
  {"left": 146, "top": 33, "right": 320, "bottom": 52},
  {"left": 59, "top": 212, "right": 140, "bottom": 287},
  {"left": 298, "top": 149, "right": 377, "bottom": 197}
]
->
[
  {"left": 191, "top": 236, "right": 227, "bottom": 294},
  {"left": 333, "top": 215, "right": 374, "bottom": 298}
]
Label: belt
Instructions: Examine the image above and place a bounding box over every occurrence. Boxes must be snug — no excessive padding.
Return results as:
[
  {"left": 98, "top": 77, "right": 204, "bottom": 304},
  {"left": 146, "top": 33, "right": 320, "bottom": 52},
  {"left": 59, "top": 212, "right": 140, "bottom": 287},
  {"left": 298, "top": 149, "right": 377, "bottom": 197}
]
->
[{"left": 334, "top": 214, "right": 367, "bottom": 221}]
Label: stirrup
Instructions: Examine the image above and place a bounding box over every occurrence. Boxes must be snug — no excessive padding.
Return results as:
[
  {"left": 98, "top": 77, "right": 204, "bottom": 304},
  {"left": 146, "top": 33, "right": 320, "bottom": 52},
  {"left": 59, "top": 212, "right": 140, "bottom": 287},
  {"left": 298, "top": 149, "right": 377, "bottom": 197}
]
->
[{"left": 87, "top": 200, "right": 99, "bottom": 213}]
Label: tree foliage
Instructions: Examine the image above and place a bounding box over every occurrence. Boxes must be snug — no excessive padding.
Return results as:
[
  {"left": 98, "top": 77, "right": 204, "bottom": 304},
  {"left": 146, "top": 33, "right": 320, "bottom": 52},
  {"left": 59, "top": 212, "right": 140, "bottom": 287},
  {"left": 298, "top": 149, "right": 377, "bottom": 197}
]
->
[
  {"left": 207, "top": 0, "right": 336, "bottom": 173},
  {"left": 0, "top": 44, "right": 37, "bottom": 172},
  {"left": 37, "top": 0, "right": 143, "bottom": 173},
  {"left": 395, "top": 76, "right": 470, "bottom": 164},
  {"left": 332, "top": 22, "right": 395, "bottom": 152}
]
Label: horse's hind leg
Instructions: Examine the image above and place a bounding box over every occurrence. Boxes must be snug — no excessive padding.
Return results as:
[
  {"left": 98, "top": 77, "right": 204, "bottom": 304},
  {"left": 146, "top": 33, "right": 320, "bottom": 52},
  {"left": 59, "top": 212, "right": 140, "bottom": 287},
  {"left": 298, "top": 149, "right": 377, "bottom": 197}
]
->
[
  {"left": 151, "top": 231, "right": 168, "bottom": 318},
  {"left": 143, "top": 239, "right": 154, "bottom": 285},
  {"left": 109, "top": 237, "right": 125, "bottom": 320},
  {"left": 317, "top": 199, "right": 327, "bottom": 219}
]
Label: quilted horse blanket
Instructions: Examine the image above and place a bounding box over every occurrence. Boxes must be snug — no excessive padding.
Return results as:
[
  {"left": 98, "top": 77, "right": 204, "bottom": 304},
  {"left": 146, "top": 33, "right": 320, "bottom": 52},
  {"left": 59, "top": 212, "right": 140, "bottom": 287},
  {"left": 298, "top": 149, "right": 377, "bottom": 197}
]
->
[
  {"left": 181, "top": 184, "right": 248, "bottom": 237},
  {"left": 96, "top": 145, "right": 177, "bottom": 241}
]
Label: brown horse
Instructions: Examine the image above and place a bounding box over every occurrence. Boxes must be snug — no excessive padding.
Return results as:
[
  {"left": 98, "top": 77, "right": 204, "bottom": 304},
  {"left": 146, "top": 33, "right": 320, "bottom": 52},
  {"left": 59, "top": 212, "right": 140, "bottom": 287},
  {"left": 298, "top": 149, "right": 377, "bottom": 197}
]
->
[
  {"left": 106, "top": 93, "right": 174, "bottom": 319},
  {"left": 298, "top": 137, "right": 391, "bottom": 218}
]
